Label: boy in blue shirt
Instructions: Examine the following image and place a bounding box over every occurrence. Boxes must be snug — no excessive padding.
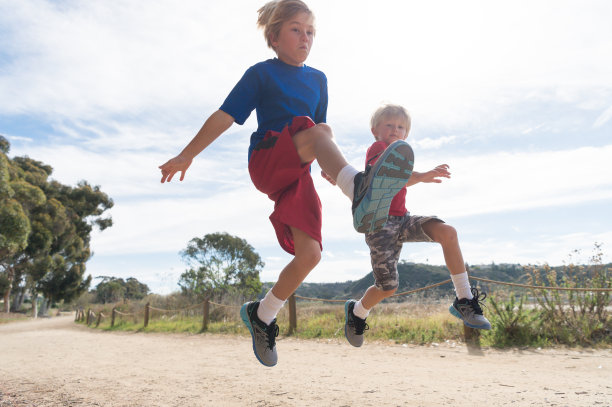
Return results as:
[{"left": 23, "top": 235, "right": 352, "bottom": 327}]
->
[{"left": 159, "top": 1, "right": 413, "bottom": 366}]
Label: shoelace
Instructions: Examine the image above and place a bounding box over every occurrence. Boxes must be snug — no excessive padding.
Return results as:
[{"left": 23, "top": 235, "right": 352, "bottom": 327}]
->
[
  {"left": 469, "top": 288, "right": 487, "bottom": 315},
  {"left": 350, "top": 314, "right": 370, "bottom": 335},
  {"left": 265, "top": 322, "right": 279, "bottom": 350}
]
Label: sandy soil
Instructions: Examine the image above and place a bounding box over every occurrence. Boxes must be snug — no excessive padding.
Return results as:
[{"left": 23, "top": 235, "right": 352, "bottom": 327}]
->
[{"left": 0, "top": 315, "right": 610, "bottom": 407}]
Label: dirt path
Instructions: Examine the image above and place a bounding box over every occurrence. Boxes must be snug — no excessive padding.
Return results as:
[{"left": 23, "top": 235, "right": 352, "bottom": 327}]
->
[{"left": 0, "top": 315, "right": 610, "bottom": 406}]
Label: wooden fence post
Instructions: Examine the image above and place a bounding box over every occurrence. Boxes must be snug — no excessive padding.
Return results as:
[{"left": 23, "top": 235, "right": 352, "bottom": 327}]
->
[
  {"left": 86, "top": 308, "right": 91, "bottom": 325},
  {"left": 111, "top": 307, "right": 116, "bottom": 327},
  {"left": 95, "top": 312, "right": 102, "bottom": 327},
  {"left": 144, "top": 302, "right": 150, "bottom": 328},
  {"left": 202, "top": 299, "right": 209, "bottom": 332},
  {"left": 463, "top": 325, "right": 480, "bottom": 346},
  {"left": 288, "top": 293, "right": 297, "bottom": 335}
]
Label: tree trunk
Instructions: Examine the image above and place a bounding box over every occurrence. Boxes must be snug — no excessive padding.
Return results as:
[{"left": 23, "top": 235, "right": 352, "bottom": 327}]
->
[
  {"left": 2, "top": 290, "right": 9, "bottom": 313},
  {"left": 38, "top": 297, "right": 49, "bottom": 317},
  {"left": 2, "top": 268, "right": 13, "bottom": 313},
  {"left": 31, "top": 292, "right": 38, "bottom": 319},
  {"left": 10, "top": 286, "right": 24, "bottom": 312}
]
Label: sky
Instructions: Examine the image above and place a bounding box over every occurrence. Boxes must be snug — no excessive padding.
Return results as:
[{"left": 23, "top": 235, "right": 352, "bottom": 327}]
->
[{"left": 1, "top": 0, "right": 611, "bottom": 294}]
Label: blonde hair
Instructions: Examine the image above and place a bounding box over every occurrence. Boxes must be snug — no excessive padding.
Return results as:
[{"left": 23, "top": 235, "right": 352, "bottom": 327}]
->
[
  {"left": 370, "top": 104, "right": 411, "bottom": 135},
  {"left": 257, "top": 0, "right": 314, "bottom": 50}
]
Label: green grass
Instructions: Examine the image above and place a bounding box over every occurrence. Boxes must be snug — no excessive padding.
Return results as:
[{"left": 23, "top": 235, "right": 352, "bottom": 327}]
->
[
  {"left": 0, "top": 312, "right": 30, "bottom": 324},
  {"left": 78, "top": 300, "right": 472, "bottom": 345},
  {"left": 75, "top": 294, "right": 611, "bottom": 349}
]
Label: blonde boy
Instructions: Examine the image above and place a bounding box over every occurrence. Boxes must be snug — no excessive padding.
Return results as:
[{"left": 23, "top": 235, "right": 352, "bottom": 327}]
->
[{"left": 344, "top": 104, "right": 491, "bottom": 347}]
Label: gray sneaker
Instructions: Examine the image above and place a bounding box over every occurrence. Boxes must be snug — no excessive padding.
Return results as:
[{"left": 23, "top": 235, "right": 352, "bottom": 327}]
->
[
  {"left": 352, "top": 140, "right": 414, "bottom": 233},
  {"left": 449, "top": 288, "right": 492, "bottom": 330},
  {"left": 344, "top": 300, "right": 369, "bottom": 347},
  {"left": 240, "top": 301, "right": 279, "bottom": 366}
]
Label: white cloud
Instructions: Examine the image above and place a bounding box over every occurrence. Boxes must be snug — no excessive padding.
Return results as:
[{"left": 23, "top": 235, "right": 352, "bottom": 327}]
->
[
  {"left": 0, "top": 0, "right": 267, "bottom": 118},
  {"left": 414, "top": 136, "right": 457, "bottom": 150},
  {"left": 3, "top": 0, "right": 612, "bottom": 128},
  {"left": 3, "top": 0, "right": 612, "bottom": 292},
  {"left": 594, "top": 105, "right": 612, "bottom": 128}
]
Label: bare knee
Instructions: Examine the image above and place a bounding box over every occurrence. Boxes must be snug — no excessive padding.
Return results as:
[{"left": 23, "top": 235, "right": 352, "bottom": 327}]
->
[
  {"left": 382, "top": 286, "right": 397, "bottom": 298},
  {"left": 295, "top": 245, "right": 321, "bottom": 271},
  {"left": 375, "top": 284, "right": 398, "bottom": 297},
  {"left": 425, "top": 221, "right": 458, "bottom": 245},
  {"left": 313, "top": 123, "right": 333, "bottom": 139},
  {"left": 293, "top": 123, "right": 333, "bottom": 163},
  {"left": 440, "top": 224, "right": 458, "bottom": 245}
]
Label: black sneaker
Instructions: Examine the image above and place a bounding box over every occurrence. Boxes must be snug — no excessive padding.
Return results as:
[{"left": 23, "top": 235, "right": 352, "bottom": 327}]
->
[
  {"left": 352, "top": 140, "right": 414, "bottom": 233},
  {"left": 449, "top": 288, "right": 491, "bottom": 330},
  {"left": 240, "top": 301, "right": 279, "bottom": 366},
  {"left": 344, "top": 300, "right": 369, "bottom": 347}
]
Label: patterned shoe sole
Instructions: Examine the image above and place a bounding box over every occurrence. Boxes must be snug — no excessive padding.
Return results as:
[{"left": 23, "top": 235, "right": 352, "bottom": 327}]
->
[{"left": 354, "top": 141, "right": 414, "bottom": 233}]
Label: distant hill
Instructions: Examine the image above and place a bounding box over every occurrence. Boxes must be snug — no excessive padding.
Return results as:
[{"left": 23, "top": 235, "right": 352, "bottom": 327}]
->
[{"left": 261, "top": 262, "right": 609, "bottom": 301}]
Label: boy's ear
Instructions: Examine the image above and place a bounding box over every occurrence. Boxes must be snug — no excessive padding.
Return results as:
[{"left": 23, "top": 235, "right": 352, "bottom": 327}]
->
[
  {"left": 270, "top": 33, "right": 279, "bottom": 49},
  {"left": 371, "top": 128, "right": 378, "bottom": 138}
]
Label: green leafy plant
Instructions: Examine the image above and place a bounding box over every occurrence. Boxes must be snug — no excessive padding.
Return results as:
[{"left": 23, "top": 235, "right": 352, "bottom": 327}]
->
[
  {"left": 487, "top": 293, "right": 540, "bottom": 347},
  {"left": 526, "top": 243, "right": 611, "bottom": 345}
]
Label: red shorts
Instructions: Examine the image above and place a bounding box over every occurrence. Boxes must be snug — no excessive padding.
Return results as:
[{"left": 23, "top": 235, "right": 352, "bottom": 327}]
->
[{"left": 248, "top": 116, "right": 322, "bottom": 255}]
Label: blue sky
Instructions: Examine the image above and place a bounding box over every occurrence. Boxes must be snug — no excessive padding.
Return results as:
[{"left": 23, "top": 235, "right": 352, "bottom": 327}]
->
[{"left": 1, "top": 0, "right": 611, "bottom": 294}]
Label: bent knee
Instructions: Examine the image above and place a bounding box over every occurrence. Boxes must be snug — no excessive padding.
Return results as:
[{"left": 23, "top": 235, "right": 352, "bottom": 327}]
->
[
  {"left": 377, "top": 283, "right": 398, "bottom": 295},
  {"left": 295, "top": 247, "right": 321, "bottom": 270},
  {"left": 430, "top": 223, "right": 458, "bottom": 244},
  {"left": 384, "top": 286, "right": 398, "bottom": 296},
  {"left": 307, "top": 123, "right": 333, "bottom": 142}
]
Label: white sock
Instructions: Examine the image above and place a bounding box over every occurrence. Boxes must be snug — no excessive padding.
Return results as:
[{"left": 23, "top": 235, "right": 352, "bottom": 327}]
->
[
  {"left": 257, "top": 290, "right": 286, "bottom": 325},
  {"left": 451, "top": 272, "right": 473, "bottom": 300},
  {"left": 336, "top": 165, "right": 359, "bottom": 200},
  {"left": 353, "top": 299, "right": 370, "bottom": 320}
]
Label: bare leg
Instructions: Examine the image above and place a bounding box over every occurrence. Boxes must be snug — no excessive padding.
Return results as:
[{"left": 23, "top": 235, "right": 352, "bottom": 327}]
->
[
  {"left": 422, "top": 221, "right": 465, "bottom": 275},
  {"left": 270, "top": 227, "right": 321, "bottom": 300},
  {"left": 360, "top": 285, "right": 397, "bottom": 310},
  {"left": 292, "top": 123, "right": 349, "bottom": 181}
]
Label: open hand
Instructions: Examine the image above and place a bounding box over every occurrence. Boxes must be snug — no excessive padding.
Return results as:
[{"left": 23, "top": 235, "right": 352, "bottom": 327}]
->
[
  {"left": 421, "top": 164, "right": 451, "bottom": 183},
  {"left": 159, "top": 155, "right": 193, "bottom": 183}
]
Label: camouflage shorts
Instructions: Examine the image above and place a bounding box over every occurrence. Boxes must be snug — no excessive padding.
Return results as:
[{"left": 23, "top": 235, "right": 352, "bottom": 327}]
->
[{"left": 365, "top": 214, "right": 443, "bottom": 291}]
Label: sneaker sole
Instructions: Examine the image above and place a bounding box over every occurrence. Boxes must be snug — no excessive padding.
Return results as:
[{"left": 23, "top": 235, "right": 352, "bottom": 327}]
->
[
  {"left": 448, "top": 305, "right": 492, "bottom": 330},
  {"left": 240, "top": 303, "right": 277, "bottom": 367},
  {"left": 353, "top": 141, "right": 414, "bottom": 233},
  {"left": 343, "top": 300, "right": 352, "bottom": 343}
]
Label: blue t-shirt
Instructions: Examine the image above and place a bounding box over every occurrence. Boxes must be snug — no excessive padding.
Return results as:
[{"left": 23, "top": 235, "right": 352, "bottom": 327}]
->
[{"left": 219, "top": 58, "right": 328, "bottom": 159}]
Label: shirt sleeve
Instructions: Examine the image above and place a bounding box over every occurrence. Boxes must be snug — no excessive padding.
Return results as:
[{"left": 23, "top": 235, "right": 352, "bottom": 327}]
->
[
  {"left": 365, "top": 141, "right": 387, "bottom": 168},
  {"left": 314, "top": 73, "right": 328, "bottom": 124},
  {"left": 219, "top": 65, "right": 260, "bottom": 125}
]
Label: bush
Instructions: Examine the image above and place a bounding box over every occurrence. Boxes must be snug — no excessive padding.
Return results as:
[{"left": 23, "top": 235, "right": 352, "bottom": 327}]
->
[{"left": 487, "top": 293, "right": 542, "bottom": 347}]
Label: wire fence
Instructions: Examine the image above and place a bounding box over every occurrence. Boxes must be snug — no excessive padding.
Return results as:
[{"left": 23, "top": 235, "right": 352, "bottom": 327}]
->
[{"left": 75, "top": 275, "right": 611, "bottom": 340}]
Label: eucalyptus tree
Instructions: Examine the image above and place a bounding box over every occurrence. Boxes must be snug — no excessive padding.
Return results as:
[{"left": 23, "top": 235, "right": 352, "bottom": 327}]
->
[
  {"left": 178, "top": 232, "right": 263, "bottom": 301},
  {"left": 0, "top": 138, "right": 31, "bottom": 312},
  {"left": 0, "top": 136, "right": 113, "bottom": 314}
]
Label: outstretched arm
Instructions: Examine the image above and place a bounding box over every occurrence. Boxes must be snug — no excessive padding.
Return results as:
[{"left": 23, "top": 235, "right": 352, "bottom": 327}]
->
[
  {"left": 159, "top": 110, "right": 235, "bottom": 183},
  {"left": 406, "top": 164, "right": 450, "bottom": 187}
]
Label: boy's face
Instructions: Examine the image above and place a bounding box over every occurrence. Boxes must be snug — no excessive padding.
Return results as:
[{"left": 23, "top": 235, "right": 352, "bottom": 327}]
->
[
  {"left": 372, "top": 115, "right": 409, "bottom": 145},
  {"left": 271, "top": 12, "right": 314, "bottom": 67}
]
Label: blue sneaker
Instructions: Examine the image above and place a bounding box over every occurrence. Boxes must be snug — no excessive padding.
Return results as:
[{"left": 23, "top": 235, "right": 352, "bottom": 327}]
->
[
  {"left": 449, "top": 288, "right": 492, "bottom": 330},
  {"left": 352, "top": 140, "right": 414, "bottom": 233},
  {"left": 240, "top": 301, "right": 279, "bottom": 367}
]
